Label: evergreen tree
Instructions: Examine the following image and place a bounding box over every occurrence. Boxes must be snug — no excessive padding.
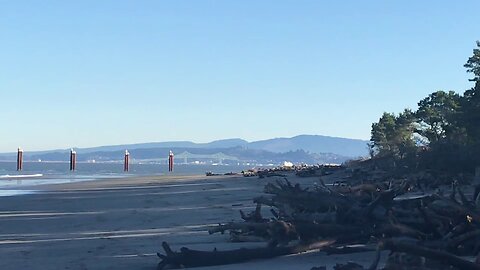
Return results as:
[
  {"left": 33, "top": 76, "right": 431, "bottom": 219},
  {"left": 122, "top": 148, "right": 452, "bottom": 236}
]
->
[
  {"left": 416, "top": 91, "right": 463, "bottom": 144},
  {"left": 464, "top": 41, "right": 480, "bottom": 81},
  {"left": 370, "top": 110, "right": 416, "bottom": 160}
]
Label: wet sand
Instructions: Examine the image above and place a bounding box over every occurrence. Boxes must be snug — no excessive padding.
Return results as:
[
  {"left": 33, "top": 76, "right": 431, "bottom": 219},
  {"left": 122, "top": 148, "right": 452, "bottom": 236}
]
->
[{"left": 0, "top": 173, "right": 380, "bottom": 269}]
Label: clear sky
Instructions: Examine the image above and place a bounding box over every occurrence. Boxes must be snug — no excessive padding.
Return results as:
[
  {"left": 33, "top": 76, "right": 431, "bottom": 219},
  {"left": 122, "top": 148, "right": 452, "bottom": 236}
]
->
[{"left": 1, "top": 1, "right": 479, "bottom": 152}]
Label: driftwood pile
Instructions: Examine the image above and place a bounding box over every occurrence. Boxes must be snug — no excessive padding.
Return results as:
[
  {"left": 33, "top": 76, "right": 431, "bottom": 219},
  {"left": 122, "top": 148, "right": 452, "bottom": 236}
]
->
[
  {"left": 157, "top": 165, "right": 480, "bottom": 270},
  {"left": 296, "top": 164, "right": 343, "bottom": 178}
]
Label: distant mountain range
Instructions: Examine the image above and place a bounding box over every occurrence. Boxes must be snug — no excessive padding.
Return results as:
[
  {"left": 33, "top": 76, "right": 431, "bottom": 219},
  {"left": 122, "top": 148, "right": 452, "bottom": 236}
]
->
[{"left": 0, "top": 135, "right": 369, "bottom": 165}]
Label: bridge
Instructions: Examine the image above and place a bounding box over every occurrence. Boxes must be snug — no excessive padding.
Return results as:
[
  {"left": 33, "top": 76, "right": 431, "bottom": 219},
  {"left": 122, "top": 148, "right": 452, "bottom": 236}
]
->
[{"left": 174, "top": 151, "right": 238, "bottom": 164}]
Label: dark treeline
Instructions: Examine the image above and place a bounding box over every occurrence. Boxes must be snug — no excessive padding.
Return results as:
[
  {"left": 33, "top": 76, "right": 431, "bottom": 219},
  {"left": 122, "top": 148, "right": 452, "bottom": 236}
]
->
[{"left": 369, "top": 41, "right": 480, "bottom": 174}]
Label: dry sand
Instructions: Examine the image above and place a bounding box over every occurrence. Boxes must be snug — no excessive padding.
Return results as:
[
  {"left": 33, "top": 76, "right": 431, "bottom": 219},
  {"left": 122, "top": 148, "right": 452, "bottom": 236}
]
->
[{"left": 0, "top": 173, "right": 381, "bottom": 270}]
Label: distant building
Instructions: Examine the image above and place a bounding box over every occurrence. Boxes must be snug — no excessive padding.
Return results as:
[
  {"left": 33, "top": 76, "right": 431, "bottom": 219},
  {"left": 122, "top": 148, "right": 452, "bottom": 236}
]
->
[{"left": 282, "top": 161, "right": 294, "bottom": 168}]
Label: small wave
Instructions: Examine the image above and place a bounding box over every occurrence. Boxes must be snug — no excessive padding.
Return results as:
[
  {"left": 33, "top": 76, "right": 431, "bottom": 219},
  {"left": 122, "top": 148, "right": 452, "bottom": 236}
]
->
[
  {"left": 0, "top": 190, "right": 35, "bottom": 196},
  {"left": 0, "top": 174, "right": 43, "bottom": 179}
]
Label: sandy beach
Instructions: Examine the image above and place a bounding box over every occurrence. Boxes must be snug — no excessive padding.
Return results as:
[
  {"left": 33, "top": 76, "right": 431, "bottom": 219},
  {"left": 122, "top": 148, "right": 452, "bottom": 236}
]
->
[{"left": 0, "top": 173, "right": 380, "bottom": 270}]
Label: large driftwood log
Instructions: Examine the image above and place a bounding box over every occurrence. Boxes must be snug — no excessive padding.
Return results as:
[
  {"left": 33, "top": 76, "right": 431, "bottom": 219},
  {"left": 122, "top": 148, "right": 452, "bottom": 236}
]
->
[
  {"left": 239, "top": 203, "right": 267, "bottom": 223},
  {"left": 157, "top": 240, "right": 335, "bottom": 269},
  {"left": 209, "top": 220, "right": 363, "bottom": 245},
  {"left": 430, "top": 198, "right": 480, "bottom": 221},
  {"left": 381, "top": 239, "right": 480, "bottom": 270},
  {"left": 208, "top": 221, "right": 271, "bottom": 235}
]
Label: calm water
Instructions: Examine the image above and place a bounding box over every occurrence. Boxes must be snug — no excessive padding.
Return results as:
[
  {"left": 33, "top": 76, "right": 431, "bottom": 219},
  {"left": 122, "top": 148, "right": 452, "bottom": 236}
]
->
[{"left": 0, "top": 161, "right": 258, "bottom": 195}]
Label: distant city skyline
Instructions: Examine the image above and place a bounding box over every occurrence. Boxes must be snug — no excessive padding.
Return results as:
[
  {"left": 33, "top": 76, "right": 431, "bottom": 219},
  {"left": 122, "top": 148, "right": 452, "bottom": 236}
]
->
[{"left": 1, "top": 1, "right": 479, "bottom": 152}]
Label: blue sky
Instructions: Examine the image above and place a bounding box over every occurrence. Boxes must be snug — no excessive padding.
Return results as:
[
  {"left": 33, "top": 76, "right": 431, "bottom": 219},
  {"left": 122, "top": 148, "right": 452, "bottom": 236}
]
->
[{"left": 1, "top": 1, "right": 479, "bottom": 152}]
